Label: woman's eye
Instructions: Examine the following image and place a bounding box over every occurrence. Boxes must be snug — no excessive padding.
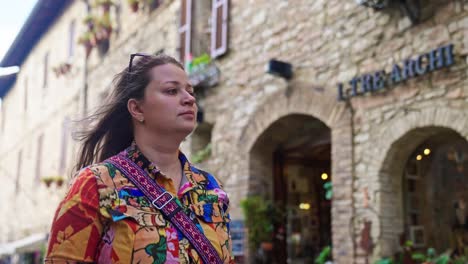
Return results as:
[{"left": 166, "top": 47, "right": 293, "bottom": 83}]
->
[{"left": 167, "top": 89, "right": 178, "bottom": 94}]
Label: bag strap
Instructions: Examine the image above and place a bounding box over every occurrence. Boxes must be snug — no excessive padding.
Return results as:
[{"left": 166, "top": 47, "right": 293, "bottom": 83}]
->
[{"left": 106, "top": 153, "right": 223, "bottom": 264}]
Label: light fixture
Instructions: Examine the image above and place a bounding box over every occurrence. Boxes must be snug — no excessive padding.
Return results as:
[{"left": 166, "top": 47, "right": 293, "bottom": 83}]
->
[
  {"left": 356, "top": 0, "right": 422, "bottom": 24},
  {"left": 424, "top": 148, "right": 431, "bottom": 155},
  {"left": 355, "top": 0, "right": 388, "bottom": 9},
  {"left": 266, "top": 59, "right": 293, "bottom": 80},
  {"left": 416, "top": 155, "right": 422, "bottom": 161},
  {"left": 321, "top": 173, "right": 328, "bottom": 180},
  {"left": 299, "top": 203, "right": 311, "bottom": 210}
]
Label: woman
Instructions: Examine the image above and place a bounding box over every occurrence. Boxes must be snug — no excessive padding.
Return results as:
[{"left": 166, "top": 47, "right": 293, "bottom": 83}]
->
[{"left": 45, "top": 54, "right": 233, "bottom": 264}]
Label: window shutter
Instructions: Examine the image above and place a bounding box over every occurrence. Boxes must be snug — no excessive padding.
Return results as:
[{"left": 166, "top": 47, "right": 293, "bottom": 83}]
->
[
  {"left": 178, "top": 0, "right": 192, "bottom": 64},
  {"left": 211, "top": 0, "right": 228, "bottom": 58}
]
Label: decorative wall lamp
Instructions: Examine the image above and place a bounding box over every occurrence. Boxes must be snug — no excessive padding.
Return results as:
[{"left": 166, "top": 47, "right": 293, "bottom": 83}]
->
[
  {"left": 356, "top": 0, "right": 422, "bottom": 24},
  {"left": 266, "top": 59, "right": 293, "bottom": 80}
]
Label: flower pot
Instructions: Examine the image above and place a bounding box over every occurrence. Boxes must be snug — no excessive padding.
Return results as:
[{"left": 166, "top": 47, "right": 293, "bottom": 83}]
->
[
  {"left": 97, "top": 38, "right": 110, "bottom": 56},
  {"left": 148, "top": 0, "right": 160, "bottom": 10},
  {"left": 131, "top": 2, "right": 139, "bottom": 12},
  {"left": 102, "top": 3, "right": 111, "bottom": 13},
  {"left": 56, "top": 179, "right": 64, "bottom": 187},
  {"left": 84, "top": 42, "right": 93, "bottom": 57}
]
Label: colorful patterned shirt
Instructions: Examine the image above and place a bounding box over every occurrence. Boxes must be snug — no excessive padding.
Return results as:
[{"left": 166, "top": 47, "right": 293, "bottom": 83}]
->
[{"left": 45, "top": 144, "right": 233, "bottom": 263}]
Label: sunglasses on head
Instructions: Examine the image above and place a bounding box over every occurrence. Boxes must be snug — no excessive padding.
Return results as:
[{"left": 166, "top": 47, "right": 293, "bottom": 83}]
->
[{"left": 128, "top": 52, "right": 152, "bottom": 73}]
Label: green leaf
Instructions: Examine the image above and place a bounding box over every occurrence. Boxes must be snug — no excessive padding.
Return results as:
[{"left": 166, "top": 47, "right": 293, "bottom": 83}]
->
[
  {"left": 105, "top": 163, "right": 117, "bottom": 178},
  {"left": 411, "top": 253, "right": 426, "bottom": 261},
  {"left": 314, "top": 246, "right": 331, "bottom": 264},
  {"left": 145, "top": 237, "right": 167, "bottom": 264},
  {"left": 435, "top": 254, "right": 450, "bottom": 264},
  {"left": 374, "top": 258, "right": 393, "bottom": 264}
]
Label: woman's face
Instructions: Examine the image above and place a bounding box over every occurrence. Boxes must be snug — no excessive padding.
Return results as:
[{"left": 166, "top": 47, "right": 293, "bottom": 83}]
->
[{"left": 138, "top": 63, "right": 197, "bottom": 135}]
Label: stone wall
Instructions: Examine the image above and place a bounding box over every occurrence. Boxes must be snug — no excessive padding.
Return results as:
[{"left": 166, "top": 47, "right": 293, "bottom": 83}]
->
[
  {"left": 1, "top": 0, "right": 468, "bottom": 262},
  {"left": 198, "top": 0, "right": 468, "bottom": 262}
]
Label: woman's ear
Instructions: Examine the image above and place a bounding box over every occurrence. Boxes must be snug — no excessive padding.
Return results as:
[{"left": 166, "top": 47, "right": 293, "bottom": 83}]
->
[{"left": 127, "top": 98, "right": 145, "bottom": 123}]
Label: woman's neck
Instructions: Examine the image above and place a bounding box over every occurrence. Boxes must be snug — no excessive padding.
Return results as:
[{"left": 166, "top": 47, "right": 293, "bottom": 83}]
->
[{"left": 134, "top": 136, "right": 180, "bottom": 170}]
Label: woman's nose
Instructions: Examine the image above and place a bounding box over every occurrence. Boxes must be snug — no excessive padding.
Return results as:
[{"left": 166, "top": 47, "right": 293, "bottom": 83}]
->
[{"left": 182, "top": 90, "right": 196, "bottom": 105}]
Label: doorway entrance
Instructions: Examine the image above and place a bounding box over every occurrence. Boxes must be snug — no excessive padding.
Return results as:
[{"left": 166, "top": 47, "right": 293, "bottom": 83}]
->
[
  {"left": 249, "top": 114, "right": 332, "bottom": 263},
  {"left": 402, "top": 130, "right": 468, "bottom": 255}
]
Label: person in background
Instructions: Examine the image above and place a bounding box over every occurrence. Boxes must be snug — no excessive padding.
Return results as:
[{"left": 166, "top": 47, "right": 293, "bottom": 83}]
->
[{"left": 45, "top": 53, "right": 233, "bottom": 264}]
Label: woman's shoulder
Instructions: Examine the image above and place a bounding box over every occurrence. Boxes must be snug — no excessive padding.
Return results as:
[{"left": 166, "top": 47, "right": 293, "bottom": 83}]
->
[
  {"left": 190, "top": 165, "right": 224, "bottom": 188},
  {"left": 72, "top": 162, "right": 124, "bottom": 188}
]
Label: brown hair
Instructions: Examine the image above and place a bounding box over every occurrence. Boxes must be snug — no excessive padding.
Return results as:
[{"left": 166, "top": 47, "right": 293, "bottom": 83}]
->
[{"left": 75, "top": 54, "right": 184, "bottom": 170}]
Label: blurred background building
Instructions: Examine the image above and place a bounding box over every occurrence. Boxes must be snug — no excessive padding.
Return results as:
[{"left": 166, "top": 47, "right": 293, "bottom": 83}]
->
[{"left": 0, "top": 0, "right": 467, "bottom": 263}]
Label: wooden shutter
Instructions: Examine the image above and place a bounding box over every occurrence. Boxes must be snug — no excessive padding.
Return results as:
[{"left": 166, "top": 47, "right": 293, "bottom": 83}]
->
[
  {"left": 211, "top": 0, "right": 229, "bottom": 58},
  {"left": 178, "top": 0, "right": 192, "bottom": 64}
]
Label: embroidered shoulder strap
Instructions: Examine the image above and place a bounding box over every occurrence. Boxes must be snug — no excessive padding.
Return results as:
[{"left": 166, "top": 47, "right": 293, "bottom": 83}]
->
[{"left": 106, "top": 153, "right": 223, "bottom": 264}]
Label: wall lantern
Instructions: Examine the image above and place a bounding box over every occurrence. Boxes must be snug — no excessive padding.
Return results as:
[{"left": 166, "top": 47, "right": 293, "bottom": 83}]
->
[
  {"left": 356, "top": 0, "right": 389, "bottom": 9},
  {"left": 356, "top": 0, "right": 422, "bottom": 24},
  {"left": 266, "top": 59, "right": 293, "bottom": 80}
]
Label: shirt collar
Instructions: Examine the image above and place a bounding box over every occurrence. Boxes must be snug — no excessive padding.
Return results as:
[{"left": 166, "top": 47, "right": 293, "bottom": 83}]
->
[{"left": 124, "top": 142, "right": 208, "bottom": 189}]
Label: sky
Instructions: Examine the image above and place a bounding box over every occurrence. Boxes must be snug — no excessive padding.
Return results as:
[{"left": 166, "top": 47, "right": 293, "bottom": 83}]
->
[{"left": 0, "top": 0, "right": 38, "bottom": 62}]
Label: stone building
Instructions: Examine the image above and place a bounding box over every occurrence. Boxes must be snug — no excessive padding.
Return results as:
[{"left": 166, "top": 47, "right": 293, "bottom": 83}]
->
[{"left": 0, "top": 0, "right": 467, "bottom": 263}]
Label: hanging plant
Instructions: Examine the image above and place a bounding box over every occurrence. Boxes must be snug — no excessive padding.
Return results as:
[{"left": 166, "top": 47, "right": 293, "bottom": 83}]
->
[
  {"left": 146, "top": 0, "right": 161, "bottom": 10},
  {"left": 95, "top": 0, "right": 114, "bottom": 13},
  {"left": 78, "top": 31, "right": 97, "bottom": 57},
  {"left": 41, "top": 177, "right": 54, "bottom": 188},
  {"left": 83, "top": 14, "right": 98, "bottom": 30},
  {"left": 127, "top": 0, "right": 140, "bottom": 12},
  {"left": 95, "top": 13, "right": 113, "bottom": 42},
  {"left": 52, "top": 62, "right": 72, "bottom": 77}
]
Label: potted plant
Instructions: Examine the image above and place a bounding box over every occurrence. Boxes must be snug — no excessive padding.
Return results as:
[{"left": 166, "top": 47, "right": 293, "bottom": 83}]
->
[
  {"left": 146, "top": 0, "right": 160, "bottom": 10},
  {"left": 240, "top": 196, "right": 284, "bottom": 252},
  {"left": 83, "top": 14, "right": 97, "bottom": 30},
  {"left": 78, "top": 31, "right": 97, "bottom": 57},
  {"left": 54, "top": 176, "right": 65, "bottom": 187},
  {"left": 127, "top": 0, "right": 140, "bottom": 12},
  {"left": 41, "top": 177, "right": 54, "bottom": 188},
  {"left": 96, "top": 0, "right": 114, "bottom": 13},
  {"left": 95, "top": 13, "right": 112, "bottom": 42}
]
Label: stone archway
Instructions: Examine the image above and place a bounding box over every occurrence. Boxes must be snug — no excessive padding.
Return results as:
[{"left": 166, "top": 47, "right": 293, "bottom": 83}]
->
[
  {"left": 365, "top": 106, "right": 468, "bottom": 258},
  {"left": 238, "top": 81, "right": 354, "bottom": 263}
]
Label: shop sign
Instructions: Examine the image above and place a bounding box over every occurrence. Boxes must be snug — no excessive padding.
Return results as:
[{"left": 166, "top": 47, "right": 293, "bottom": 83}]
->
[{"left": 337, "top": 44, "right": 455, "bottom": 101}]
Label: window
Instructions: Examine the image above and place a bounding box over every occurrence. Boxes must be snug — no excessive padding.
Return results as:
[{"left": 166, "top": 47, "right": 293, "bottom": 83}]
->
[
  {"left": 210, "top": 0, "right": 229, "bottom": 58},
  {"left": 16, "top": 150, "right": 22, "bottom": 193},
  {"left": 178, "top": 0, "right": 229, "bottom": 64},
  {"left": 68, "top": 20, "right": 75, "bottom": 59},
  {"left": 178, "top": 0, "right": 192, "bottom": 65},
  {"left": 35, "top": 134, "right": 44, "bottom": 183},
  {"left": 43, "top": 52, "right": 49, "bottom": 88}
]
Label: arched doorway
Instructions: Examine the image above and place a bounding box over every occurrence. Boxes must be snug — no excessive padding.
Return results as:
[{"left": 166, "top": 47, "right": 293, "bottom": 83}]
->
[
  {"left": 401, "top": 129, "right": 468, "bottom": 255},
  {"left": 249, "top": 114, "right": 332, "bottom": 263}
]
